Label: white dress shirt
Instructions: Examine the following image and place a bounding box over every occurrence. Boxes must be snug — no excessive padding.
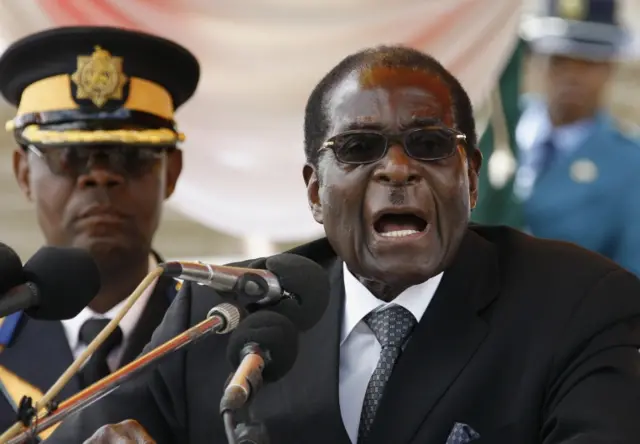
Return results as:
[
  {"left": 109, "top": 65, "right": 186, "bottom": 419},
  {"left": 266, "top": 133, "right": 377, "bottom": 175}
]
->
[
  {"left": 339, "top": 263, "right": 443, "bottom": 443},
  {"left": 60, "top": 255, "right": 157, "bottom": 371}
]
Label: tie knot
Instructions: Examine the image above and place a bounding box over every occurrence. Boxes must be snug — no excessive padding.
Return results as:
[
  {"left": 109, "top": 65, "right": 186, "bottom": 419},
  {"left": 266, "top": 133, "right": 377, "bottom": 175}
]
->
[
  {"left": 79, "top": 318, "right": 123, "bottom": 354},
  {"left": 364, "top": 305, "right": 416, "bottom": 349}
]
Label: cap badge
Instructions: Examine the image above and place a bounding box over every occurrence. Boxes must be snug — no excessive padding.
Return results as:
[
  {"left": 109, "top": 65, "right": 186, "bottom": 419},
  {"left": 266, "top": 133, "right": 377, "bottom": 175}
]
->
[
  {"left": 557, "top": 0, "right": 588, "bottom": 21},
  {"left": 71, "top": 46, "right": 128, "bottom": 107}
]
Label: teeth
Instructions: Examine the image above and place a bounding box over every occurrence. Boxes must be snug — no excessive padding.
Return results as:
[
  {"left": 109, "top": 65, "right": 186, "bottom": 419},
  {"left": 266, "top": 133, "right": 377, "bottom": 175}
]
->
[{"left": 379, "top": 230, "right": 420, "bottom": 238}]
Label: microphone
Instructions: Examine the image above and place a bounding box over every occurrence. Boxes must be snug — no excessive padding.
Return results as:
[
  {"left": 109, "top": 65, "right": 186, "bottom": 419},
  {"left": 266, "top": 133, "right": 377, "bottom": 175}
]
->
[
  {"left": 0, "top": 243, "right": 24, "bottom": 293},
  {"left": 220, "top": 310, "right": 299, "bottom": 413},
  {"left": 161, "top": 253, "right": 330, "bottom": 331},
  {"left": 0, "top": 246, "right": 101, "bottom": 320}
]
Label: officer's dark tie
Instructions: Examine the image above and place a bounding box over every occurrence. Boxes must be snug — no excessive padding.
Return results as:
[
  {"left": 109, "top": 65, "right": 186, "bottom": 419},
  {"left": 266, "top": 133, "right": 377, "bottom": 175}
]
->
[
  {"left": 78, "top": 318, "right": 123, "bottom": 387},
  {"left": 358, "top": 305, "right": 417, "bottom": 443},
  {"left": 538, "top": 136, "right": 557, "bottom": 175}
]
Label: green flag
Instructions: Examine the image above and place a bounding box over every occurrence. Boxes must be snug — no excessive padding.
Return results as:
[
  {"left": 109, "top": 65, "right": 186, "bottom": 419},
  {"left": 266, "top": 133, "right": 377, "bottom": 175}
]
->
[{"left": 471, "top": 39, "right": 526, "bottom": 229}]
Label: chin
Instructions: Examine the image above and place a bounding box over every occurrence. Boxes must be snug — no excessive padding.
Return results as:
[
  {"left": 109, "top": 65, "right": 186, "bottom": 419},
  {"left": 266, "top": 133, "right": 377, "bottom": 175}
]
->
[
  {"left": 362, "top": 254, "right": 441, "bottom": 288},
  {"left": 74, "top": 237, "right": 138, "bottom": 264}
]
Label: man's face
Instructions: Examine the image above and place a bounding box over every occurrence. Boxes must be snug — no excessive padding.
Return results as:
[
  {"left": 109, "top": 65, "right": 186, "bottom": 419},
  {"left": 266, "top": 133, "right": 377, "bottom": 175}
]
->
[
  {"left": 304, "top": 66, "right": 481, "bottom": 288},
  {"left": 543, "top": 54, "right": 612, "bottom": 123},
  {"left": 13, "top": 143, "right": 182, "bottom": 272}
]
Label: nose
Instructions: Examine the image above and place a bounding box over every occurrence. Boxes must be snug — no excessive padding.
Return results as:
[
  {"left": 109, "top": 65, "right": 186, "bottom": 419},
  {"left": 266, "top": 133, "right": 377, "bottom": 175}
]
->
[
  {"left": 372, "top": 144, "right": 421, "bottom": 186},
  {"left": 77, "top": 165, "right": 125, "bottom": 189}
]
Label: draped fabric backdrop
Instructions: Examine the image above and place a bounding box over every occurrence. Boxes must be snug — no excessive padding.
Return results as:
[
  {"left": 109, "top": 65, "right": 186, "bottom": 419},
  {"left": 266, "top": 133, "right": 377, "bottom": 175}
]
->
[{"left": 0, "top": 0, "right": 523, "bottom": 243}]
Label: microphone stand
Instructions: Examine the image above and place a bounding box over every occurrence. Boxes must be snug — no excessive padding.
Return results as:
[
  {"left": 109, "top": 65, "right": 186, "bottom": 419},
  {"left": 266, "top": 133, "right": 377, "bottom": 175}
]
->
[
  {"left": 233, "top": 406, "right": 270, "bottom": 444},
  {"left": 3, "top": 303, "right": 241, "bottom": 444},
  {"left": 222, "top": 393, "right": 270, "bottom": 444},
  {"left": 221, "top": 373, "right": 270, "bottom": 444}
]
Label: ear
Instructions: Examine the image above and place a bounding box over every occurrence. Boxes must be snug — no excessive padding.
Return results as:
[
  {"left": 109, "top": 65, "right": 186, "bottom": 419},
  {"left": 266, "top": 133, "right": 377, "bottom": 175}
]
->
[
  {"left": 13, "top": 148, "right": 32, "bottom": 201},
  {"left": 303, "top": 163, "right": 323, "bottom": 224},
  {"left": 164, "top": 148, "right": 183, "bottom": 199},
  {"left": 468, "top": 149, "right": 482, "bottom": 209}
]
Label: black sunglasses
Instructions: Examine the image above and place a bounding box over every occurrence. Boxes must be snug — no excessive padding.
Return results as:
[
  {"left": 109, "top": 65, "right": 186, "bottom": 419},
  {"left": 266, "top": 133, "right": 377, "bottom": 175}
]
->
[
  {"left": 321, "top": 126, "right": 467, "bottom": 165},
  {"left": 27, "top": 144, "right": 169, "bottom": 178}
]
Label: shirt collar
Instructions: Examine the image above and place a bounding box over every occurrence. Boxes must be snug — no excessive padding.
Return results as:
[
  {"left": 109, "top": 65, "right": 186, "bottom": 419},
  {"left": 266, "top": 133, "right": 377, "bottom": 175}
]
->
[
  {"left": 340, "top": 262, "right": 443, "bottom": 346},
  {"left": 61, "top": 255, "right": 158, "bottom": 351},
  {"left": 518, "top": 99, "right": 598, "bottom": 154}
]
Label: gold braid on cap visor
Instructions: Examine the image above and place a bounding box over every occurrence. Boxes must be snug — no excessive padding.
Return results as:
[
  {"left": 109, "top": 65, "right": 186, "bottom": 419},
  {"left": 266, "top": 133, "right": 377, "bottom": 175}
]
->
[{"left": 14, "top": 124, "right": 185, "bottom": 146}]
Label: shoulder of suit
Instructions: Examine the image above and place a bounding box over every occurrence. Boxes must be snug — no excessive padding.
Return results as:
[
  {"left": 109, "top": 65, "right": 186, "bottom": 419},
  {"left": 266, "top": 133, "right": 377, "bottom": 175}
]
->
[{"left": 475, "top": 225, "right": 624, "bottom": 281}]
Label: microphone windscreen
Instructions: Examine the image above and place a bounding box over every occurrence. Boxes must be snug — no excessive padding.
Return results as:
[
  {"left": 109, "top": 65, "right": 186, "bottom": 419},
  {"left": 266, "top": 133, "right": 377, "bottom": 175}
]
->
[
  {"left": 0, "top": 243, "right": 24, "bottom": 293},
  {"left": 227, "top": 311, "right": 298, "bottom": 383},
  {"left": 23, "top": 246, "right": 101, "bottom": 320},
  {"left": 263, "top": 253, "right": 330, "bottom": 331}
]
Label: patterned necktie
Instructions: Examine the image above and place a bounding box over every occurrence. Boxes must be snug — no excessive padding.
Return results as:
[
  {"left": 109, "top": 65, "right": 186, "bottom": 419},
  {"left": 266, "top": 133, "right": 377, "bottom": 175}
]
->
[
  {"left": 358, "top": 305, "right": 417, "bottom": 443},
  {"left": 78, "top": 318, "right": 123, "bottom": 387}
]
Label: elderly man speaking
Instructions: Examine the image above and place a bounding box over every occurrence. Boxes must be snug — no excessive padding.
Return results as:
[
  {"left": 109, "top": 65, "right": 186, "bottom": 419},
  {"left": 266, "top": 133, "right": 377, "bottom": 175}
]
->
[{"left": 46, "top": 45, "right": 640, "bottom": 444}]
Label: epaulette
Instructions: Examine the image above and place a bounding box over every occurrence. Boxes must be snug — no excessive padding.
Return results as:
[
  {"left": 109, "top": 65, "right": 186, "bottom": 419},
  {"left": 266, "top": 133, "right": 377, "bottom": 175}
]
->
[
  {"left": 0, "top": 312, "right": 23, "bottom": 351},
  {"left": 165, "top": 279, "right": 183, "bottom": 304},
  {"left": 614, "top": 119, "right": 640, "bottom": 140}
]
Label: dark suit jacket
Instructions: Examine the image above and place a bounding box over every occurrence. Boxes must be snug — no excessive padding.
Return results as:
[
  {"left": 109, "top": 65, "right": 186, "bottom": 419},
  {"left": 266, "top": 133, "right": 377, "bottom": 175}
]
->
[
  {"left": 0, "top": 256, "right": 178, "bottom": 441},
  {"left": 46, "top": 226, "right": 640, "bottom": 444}
]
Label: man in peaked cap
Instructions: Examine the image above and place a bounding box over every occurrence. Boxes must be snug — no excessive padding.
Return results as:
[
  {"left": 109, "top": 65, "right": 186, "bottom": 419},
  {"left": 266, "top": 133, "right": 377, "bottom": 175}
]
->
[
  {"left": 0, "top": 26, "right": 199, "bottom": 439},
  {"left": 516, "top": 0, "right": 640, "bottom": 277}
]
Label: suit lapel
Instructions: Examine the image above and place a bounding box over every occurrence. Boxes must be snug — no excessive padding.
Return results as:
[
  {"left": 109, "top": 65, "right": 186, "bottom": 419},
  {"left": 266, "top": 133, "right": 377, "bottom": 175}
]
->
[
  {"left": 368, "top": 230, "right": 500, "bottom": 444},
  {"left": 118, "top": 276, "right": 172, "bottom": 367}
]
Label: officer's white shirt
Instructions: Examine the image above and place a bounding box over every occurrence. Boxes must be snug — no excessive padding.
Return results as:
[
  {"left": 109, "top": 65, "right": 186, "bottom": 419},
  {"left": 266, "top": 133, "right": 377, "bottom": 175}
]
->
[{"left": 60, "top": 255, "right": 157, "bottom": 371}]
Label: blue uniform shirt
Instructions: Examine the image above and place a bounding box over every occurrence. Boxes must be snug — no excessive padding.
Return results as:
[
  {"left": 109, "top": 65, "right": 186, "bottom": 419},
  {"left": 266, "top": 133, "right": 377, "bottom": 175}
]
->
[{"left": 515, "top": 96, "right": 640, "bottom": 277}]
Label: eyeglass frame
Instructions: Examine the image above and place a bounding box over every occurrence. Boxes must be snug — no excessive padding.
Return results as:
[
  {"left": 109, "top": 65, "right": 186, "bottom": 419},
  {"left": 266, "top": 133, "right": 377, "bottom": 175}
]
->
[{"left": 319, "top": 126, "right": 467, "bottom": 165}]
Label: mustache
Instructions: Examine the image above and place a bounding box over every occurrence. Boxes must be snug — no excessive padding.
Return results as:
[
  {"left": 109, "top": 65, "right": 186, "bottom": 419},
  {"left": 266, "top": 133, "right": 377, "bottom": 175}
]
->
[{"left": 389, "top": 187, "right": 405, "bottom": 205}]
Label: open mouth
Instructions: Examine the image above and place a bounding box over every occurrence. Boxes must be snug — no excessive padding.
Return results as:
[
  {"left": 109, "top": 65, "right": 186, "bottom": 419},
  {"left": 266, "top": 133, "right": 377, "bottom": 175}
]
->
[{"left": 373, "top": 212, "right": 428, "bottom": 238}]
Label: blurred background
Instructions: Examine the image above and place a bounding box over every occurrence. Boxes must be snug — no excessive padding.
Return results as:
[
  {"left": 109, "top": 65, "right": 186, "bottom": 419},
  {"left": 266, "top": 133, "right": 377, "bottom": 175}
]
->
[{"left": 0, "top": 0, "right": 639, "bottom": 263}]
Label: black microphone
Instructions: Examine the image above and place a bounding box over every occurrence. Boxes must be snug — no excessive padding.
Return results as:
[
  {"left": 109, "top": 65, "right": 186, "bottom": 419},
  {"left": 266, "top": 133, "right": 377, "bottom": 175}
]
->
[
  {"left": 161, "top": 253, "right": 330, "bottom": 331},
  {"left": 0, "top": 243, "right": 24, "bottom": 293},
  {"left": 0, "top": 246, "right": 101, "bottom": 320},
  {"left": 220, "top": 310, "right": 299, "bottom": 414}
]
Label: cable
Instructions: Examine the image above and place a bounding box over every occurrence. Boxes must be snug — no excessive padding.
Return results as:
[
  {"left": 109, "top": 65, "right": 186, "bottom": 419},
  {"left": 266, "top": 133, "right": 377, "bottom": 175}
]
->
[
  {"left": 0, "top": 267, "right": 164, "bottom": 444},
  {"left": 223, "top": 411, "right": 238, "bottom": 444}
]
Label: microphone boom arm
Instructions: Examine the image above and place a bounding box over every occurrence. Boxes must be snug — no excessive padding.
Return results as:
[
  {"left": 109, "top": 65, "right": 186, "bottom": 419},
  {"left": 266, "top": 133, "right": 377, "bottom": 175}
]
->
[
  {"left": 160, "top": 262, "right": 290, "bottom": 305},
  {"left": 5, "top": 303, "right": 241, "bottom": 444}
]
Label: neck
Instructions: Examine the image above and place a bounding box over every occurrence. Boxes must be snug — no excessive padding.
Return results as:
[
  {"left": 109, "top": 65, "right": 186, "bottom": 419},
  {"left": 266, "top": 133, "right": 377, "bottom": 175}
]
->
[
  {"left": 88, "top": 256, "right": 150, "bottom": 313},
  {"left": 358, "top": 276, "right": 410, "bottom": 302},
  {"left": 549, "top": 107, "right": 598, "bottom": 127}
]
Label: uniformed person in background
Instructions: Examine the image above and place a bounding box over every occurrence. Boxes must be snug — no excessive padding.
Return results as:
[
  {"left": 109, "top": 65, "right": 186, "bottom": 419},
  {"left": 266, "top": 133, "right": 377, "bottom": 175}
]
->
[
  {"left": 0, "top": 26, "right": 199, "bottom": 439},
  {"left": 516, "top": 0, "right": 640, "bottom": 276}
]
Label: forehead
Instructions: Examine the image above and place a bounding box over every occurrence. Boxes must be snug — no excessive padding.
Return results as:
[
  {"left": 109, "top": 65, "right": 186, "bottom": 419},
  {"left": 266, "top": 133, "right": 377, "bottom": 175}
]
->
[{"left": 324, "top": 65, "right": 454, "bottom": 132}]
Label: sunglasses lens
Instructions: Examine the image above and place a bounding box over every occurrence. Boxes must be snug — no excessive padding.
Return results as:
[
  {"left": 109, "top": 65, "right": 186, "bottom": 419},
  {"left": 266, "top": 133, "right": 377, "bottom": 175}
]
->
[
  {"left": 405, "top": 129, "right": 457, "bottom": 160},
  {"left": 39, "top": 146, "right": 164, "bottom": 177},
  {"left": 332, "top": 133, "right": 387, "bottom": 164}
]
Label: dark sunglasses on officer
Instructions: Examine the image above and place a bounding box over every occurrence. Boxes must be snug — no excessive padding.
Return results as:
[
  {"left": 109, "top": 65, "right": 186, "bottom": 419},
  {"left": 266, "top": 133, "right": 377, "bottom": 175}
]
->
[{"left": 26, "top": 144, "right": 172, "bottom": 178}]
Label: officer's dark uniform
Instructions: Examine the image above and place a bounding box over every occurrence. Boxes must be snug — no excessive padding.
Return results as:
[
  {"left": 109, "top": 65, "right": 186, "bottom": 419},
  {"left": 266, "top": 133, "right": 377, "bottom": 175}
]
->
[
  {"left": 0, "top": 26, "right": 198, "bottom": 440},
  {"left": 516, "top": 0, "right": 640, "bottom": 276}
]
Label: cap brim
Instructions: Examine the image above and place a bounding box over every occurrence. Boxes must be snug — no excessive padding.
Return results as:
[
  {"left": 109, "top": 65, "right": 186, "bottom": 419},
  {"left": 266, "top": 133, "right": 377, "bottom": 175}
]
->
[
  {"left": 529, "top": 36, "right": 620, "bottom": 61},
  {"left": 520, "top": 15, "right": 630, "bottom": 61}
]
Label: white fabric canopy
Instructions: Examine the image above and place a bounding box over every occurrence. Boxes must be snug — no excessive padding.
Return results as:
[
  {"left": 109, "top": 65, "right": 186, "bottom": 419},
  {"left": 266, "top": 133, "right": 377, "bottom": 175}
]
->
[{"left": 0, "top": 0, "right": 523, "bottom": 242}]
